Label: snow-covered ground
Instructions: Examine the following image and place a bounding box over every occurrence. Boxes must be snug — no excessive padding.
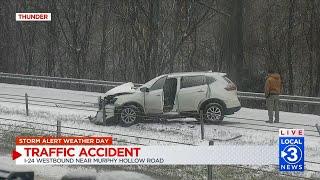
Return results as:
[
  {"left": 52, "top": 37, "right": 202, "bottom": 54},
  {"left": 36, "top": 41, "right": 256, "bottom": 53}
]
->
[
  {"left": 0, "top": 83, "right": 319, "bottom": 179},
  {"left": 0, "top": 156, "right": 156, "bottom": 180}
]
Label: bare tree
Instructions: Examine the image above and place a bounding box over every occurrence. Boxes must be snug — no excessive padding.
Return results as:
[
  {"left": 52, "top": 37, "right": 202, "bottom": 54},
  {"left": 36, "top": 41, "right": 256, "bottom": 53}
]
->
[
  {"left": 45, "top": 0, "right": 58, "bottom": 77},
  {"left": 286, "top": 0, "right": 295, "bottom": 95},
  {"left": 0, "top": 0, "right": 319, "bottom": 99},
  {"left": 57, "top": 0, "right": 96, "bottom": 78},
  {"left": 98, "top": 1, "right": 111, "bottom": 80}
]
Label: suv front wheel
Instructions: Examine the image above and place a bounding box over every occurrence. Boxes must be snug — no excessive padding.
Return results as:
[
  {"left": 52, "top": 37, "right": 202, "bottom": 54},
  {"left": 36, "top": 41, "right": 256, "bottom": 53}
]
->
[
  {"left": 204, "top": 103, "right": 224, "bottom": 123},
  {"left": 119, "top": 105, "right": 140, "bottom": 126}
]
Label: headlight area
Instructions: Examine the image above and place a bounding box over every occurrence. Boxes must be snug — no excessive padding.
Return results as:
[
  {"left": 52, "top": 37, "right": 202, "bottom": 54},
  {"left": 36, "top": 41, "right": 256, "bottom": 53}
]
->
[
  {"left": 109, "top": 97, "right": 118, "bottom": 104},
  {"left": 101, "top": 95, "right": 117, "bottom": 105}
]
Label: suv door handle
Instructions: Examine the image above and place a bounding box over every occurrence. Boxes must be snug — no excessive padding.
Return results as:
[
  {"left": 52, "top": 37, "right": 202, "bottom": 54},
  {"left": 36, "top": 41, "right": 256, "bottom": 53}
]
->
[
  {"left": 156, "top": 94, "right": 161, "bottom": 96},
  {"left": 197, "top": 90, "right": 205, "bottom": 92}
]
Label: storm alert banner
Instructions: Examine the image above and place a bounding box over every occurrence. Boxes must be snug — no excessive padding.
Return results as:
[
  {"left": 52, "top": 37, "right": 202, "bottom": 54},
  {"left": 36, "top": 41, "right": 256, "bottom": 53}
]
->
[{"left": 13, "top": 136, "right": 277, "bottom": 165}]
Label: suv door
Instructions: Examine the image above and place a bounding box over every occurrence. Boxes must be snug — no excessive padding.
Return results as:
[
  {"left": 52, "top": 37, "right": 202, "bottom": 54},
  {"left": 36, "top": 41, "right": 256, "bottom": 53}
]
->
[
  {"left": 163, "top": 78, "right": 178, "bottom": 112},
  {"left": 177, "top": 75, "right": 207, "bottom": 112},
  {"left": 144, "top": 76, "right": 167, "bottom": 114}
]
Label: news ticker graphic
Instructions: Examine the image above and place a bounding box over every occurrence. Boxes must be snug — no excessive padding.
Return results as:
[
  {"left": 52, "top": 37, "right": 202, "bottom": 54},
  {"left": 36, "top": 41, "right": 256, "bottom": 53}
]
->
[
  {"left": 16, "top": 13, "right": 51, "bottom": 21},
  {"left": 13, "top": 136, "right": 277, "bottom": 165},
  {"left": 279, "top": 129, "right": 304, "bottom": 172}
]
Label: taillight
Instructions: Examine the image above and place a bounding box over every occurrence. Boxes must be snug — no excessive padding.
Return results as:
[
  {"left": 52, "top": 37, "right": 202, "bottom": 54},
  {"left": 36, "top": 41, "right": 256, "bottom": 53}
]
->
[{"left": 225, "top": 83, "right": 237, "bottom": 91}]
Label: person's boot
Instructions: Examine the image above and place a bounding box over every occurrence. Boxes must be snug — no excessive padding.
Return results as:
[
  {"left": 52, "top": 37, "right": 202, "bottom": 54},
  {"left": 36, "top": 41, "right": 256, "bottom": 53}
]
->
[
  {"left": 265, "top": 120, "right": 273, "bottom": 123},
  {"left": 274, "top": 120, "right": 279, "bottom": 123}
]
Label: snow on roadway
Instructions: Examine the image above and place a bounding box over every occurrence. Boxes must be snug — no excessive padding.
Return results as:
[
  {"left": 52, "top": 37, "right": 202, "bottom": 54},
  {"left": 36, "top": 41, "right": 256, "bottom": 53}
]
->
[
  {"left": 0, "top": 83, "right": 319, "bottom": 178},
  {"left": 0, "top": 83, "right": 103, "bottom": 102}
]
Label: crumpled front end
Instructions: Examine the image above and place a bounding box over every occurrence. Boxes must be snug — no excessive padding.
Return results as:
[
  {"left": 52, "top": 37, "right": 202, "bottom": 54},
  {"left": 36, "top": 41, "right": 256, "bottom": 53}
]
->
[
  {"left": 89, "top": 82, "right": 137, "bottom": 125},
  {"left": 89, "top": 104, "right": 115, "bottom": 125}
]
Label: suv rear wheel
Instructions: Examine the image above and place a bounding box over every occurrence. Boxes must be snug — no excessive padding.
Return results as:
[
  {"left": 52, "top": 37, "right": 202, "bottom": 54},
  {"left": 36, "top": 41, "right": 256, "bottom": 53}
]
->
[
  {"left": 119, "top": 105, "right": 140, "bottom": 126},
  {"left": 204, "top": 103, "right": 224, "bottom": 123}
]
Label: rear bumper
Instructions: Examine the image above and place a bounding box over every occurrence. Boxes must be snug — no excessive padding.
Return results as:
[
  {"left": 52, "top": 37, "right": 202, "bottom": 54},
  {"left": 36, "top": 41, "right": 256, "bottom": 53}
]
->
[{"left": 225, "top": 106, "right": 241, "bottom": 115}]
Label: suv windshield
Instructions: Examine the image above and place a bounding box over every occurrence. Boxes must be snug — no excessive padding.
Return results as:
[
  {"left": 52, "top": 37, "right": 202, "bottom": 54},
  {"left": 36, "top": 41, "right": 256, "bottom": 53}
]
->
[
  {"left": 140, "top": 75, "right": 167, "bottom": 89},
  {"left": 150, "top": 76, "right": 167, "bottom": 91}
]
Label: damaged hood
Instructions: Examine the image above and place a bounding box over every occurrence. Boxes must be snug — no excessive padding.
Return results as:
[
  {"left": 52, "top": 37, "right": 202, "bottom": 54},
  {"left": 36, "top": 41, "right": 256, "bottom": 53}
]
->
[{"left": 105, "top": 82, "right": 137, "bottom": 96}]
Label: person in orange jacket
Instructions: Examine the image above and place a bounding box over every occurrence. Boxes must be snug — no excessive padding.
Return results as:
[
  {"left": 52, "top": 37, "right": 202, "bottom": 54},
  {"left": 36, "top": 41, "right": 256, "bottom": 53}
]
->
[{"left": 264, "top": 69, "right": 282, "bottom": 123}]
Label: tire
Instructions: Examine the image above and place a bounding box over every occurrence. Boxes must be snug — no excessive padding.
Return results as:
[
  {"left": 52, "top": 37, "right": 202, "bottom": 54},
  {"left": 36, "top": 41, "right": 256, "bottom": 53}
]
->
[
  {"left": 204, "top": 103, "right": 224, "bottom": 123},
  {"left": 119, "top": 105, "right": 140, "bottom": 127}
]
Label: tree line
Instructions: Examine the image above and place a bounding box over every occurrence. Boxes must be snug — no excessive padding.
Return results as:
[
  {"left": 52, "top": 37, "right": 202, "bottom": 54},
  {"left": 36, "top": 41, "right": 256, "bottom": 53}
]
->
[{"left": 0, "top": 0, "right": 319, "bottom": 97}]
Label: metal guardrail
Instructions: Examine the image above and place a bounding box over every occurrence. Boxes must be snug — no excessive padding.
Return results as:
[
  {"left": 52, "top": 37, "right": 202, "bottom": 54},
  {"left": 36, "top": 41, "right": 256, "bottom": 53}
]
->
[
  {"left": 1, "top": 72, "right": 320, "bottom": 105},
  {"left": 0, "top": 72, "right": 141, "bottom": 88},
  {"left": 238, "top": 92, "right": 320, "bottom": 105}
]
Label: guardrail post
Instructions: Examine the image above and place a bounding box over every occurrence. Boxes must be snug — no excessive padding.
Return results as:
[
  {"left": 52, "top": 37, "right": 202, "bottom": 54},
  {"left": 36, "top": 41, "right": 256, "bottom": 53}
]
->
[
  {"left": 316, "top": 124, "right": 320, "bottom": 136},
  {"left": 98, "top": 96, "right": 102, "bottom": 110},
  {"left": 25, "top": 93, "right": 29, "bottom": 116},
  {"left": 56, "top": 120, "right": 61, "bottom": 136},
  {"left": 200, "top": 110, "right": 204, "bottom": 140},
  {"left": 207, "top": 140, "right": 214, "bottom": 180},
  {"left": 102, "top": 100, "right": 106, "bottom": 126}
]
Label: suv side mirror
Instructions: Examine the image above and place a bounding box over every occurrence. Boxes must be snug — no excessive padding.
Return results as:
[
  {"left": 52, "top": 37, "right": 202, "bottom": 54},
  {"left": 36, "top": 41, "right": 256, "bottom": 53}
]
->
[{"left": 140, "top": 87, "right": 149, "bottom": 92}]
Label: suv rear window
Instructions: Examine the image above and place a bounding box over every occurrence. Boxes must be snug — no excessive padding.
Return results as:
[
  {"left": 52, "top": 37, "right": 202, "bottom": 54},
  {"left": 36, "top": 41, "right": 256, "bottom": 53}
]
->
[
  {"left": 181, "top": 76, "right": 206, "bottom": 88},
  {"left": 206, "top": 76, "right": 216, "bottom": 84},
  {"left": 222, "top": 76, "right": 233, "bottom": 83}
]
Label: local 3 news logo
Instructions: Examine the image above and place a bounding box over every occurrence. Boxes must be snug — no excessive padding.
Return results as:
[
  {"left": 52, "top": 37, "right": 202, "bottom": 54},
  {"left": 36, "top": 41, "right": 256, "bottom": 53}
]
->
[{"left": 279, "top": 129, "right": 304, "bottom": 171}]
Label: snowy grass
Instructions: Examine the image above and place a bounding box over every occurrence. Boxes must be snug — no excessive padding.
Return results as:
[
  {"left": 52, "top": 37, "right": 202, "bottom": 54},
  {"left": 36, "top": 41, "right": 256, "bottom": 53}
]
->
[
  {"left": 95, "top": 164, "right": 303, "bottom": 180},
  {"left": 0, "top": 104, "right": 319, "bottom": 179},
  {"left": 0, "top": 127, "right": 50, "bottom": 153}
]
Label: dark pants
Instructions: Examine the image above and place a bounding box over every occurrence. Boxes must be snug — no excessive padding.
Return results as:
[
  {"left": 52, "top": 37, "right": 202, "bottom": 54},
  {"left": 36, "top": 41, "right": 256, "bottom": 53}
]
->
[{"left": 266, "top": 95, "right": 280, "bottom": 122}]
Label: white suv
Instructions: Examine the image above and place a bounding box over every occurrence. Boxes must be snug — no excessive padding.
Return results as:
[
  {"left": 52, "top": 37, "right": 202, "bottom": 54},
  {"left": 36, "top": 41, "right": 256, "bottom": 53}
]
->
[{"left": 91, "top": 71, "right": 241, "bottom": 126}]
